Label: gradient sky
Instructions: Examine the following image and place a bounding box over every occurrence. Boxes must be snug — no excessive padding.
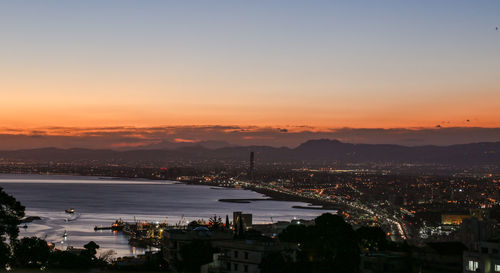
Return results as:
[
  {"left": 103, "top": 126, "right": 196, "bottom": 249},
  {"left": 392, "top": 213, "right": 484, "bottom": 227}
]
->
[{"left": 1, "top": 1, "right": 500, "bottom": 132}]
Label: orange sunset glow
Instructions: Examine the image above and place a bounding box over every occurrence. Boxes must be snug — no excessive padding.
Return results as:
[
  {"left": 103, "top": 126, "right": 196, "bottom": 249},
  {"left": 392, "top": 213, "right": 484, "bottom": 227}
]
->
[
  {"left": 1, "top": 1, "right": 499, "bottom": 149},
  {"left": 2, "top": 82, "right": 499, "bottom": 129}
]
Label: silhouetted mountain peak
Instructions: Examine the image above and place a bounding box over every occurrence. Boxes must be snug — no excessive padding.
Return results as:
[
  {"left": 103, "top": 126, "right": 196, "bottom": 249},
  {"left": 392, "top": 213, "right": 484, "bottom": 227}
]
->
[
  {"left": 295, "top": 139, "right": 349, "bottom": 151},
  {"left": 298, "top": 139, "right": 342, "bottom": 147}
]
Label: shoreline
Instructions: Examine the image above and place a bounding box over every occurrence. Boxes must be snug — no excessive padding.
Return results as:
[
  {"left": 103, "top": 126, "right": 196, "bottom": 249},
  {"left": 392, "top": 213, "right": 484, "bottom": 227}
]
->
[
  {"left": 4, "top": 173, "right": 340, "bottom": 259},
  {"left": 218, "top": 198, "right": 272, "bottom": 203},
  {"left": 247, "top": 186, "right": 339, "bottom": 210},
  {"left": 1, "top": 172, "right": 339, "bottom": 211},
  {"left": 181, "top": 179, "right": 339, "bottom": 211}
]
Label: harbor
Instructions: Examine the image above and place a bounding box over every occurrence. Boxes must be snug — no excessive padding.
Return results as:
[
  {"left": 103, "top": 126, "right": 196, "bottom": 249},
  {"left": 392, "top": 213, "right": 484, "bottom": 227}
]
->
[{"left": 2, "top": 175, "right": 334, "bottom": 257}]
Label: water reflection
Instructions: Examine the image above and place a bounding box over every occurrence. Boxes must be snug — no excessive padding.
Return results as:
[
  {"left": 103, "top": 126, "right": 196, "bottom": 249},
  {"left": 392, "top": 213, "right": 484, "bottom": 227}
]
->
[{"left": 1, "top": 174, "right": 334, "bottom": 258}]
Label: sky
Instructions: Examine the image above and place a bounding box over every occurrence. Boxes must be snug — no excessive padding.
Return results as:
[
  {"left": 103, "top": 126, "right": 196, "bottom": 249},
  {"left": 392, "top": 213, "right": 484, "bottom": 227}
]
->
[{"left": 1, "top": 1, "right": 499, "bottom": 148}]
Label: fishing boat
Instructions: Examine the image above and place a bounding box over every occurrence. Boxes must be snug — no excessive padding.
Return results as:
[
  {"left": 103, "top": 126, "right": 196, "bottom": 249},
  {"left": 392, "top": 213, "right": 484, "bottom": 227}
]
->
[{"left": 65, "top": 208, "right": 75, "bottom": 214}]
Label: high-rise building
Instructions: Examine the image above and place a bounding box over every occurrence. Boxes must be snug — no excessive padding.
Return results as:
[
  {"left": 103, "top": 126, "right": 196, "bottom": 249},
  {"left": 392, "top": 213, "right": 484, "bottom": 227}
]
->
[
  {"left": 249, "top": 151, "right": 254, "bottom": 179},
  {"left": 233, "top": 211, "right": 252, "bottom": 231}
]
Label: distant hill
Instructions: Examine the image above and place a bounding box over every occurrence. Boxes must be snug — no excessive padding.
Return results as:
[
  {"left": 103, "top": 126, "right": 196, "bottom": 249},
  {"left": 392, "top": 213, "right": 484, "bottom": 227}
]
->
[
  {"left": 121, "top": 140, "right": 232, "bottom": 150},
  {"left": 0, "top": 139, "right": 499, "bottom": 166}
]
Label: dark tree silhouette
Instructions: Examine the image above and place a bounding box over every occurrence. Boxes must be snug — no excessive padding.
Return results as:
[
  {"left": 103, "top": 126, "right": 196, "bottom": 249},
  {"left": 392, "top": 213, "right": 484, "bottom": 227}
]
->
[
  {"left": 13, "top": 237, "right": 50, "bottom": 269},
  {"left": 82, "top": 241, "right": 100, "bottom": 258},
  {"left": 209, "top": 214, "right": 223, "bottom": 230},
  {"left": 0, "top": 187, "right": 25, "bottom": 269},
  {"left": 278, "top": 224, "right": 309, "bottom": 244},
  {"left": 187, "top": 220, "right": 201, "bottom": 230},
  {"left": 278, "top": 213, "right": 360, "bottom": 273},
  {"left": 179, "top": 240, "right": 213, "bottom": 273},
  {"left": 311, "top": 213, "right": 360, "bottom": 273},
  {"left": 48, "top": 250, "right": 87, "bottom": 269},
  {"left": 260, "top": 251, "right": 287, "bottom": 273},
  {"left": 0, "top": 187, "right": 25, "bottom": 240},
  {"left": 0, "top": 242, "right": 10, "bottom": 270},
  {"left": 356, "top": 226, "right": 388, "bottom": 252}
]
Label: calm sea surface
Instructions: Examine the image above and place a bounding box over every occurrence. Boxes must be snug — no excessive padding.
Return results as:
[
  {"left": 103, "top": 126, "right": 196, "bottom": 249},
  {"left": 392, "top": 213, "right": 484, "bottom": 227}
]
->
[{"left": 0, "top": 174, "right": 333, "bottom": 257}]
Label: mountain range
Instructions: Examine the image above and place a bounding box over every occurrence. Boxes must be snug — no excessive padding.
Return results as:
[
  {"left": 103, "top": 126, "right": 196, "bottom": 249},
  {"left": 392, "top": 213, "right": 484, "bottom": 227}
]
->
[{"left": 1, "top": 139, "right": 499, "bottom": 166}]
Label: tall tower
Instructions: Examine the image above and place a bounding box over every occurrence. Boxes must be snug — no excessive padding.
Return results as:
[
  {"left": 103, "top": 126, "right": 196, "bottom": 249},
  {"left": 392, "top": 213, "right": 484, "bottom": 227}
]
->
[{"left": 249, "top": 151, "right": 254, "bottom": 180}]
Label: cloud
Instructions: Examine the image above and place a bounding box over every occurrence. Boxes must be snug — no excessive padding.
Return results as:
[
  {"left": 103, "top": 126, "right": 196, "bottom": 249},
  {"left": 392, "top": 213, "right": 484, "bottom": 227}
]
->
[
  {"left": 111, "top": 141, "right": 156, "bottom": 148},
  {"left": 0, "top": 126, "right": 499, "bottom": 150},
  {"left": 174, "top": 138, "right": 198, "bottom": 143}
]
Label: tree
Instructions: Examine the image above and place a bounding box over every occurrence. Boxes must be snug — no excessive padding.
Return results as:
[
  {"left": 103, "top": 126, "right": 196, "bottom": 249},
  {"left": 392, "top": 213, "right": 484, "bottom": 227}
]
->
[
  {"left": 187, "top": 220, "right": 201, "bottom": 230},
  {"left": 279, "top": 213, "right": 360, "bottom": 273},
  {"left": 0, "top": 187, "right": 25, "bottom": 240},
  {"left": 209, "top": 214, "right": 223, "bottom": 230},
  {"left": 48, "top": 250, "right": 86, "bottom": 269},
  {"left": 260, "top": 251, "right": 287, "bottom": 273},
  {"left": 0, "top": 187, "right": 25, "bottom": 269},
  {"left": 98, "top": 250, "right": 116, "bottom": 264},
  {"left": 0, "top": 242, "right": 10, "bottom": 270},
  {"left": 310, "top": 213, "right": 360, "bottom": 273},
  {"left": 356, "top": 226, "right": 388, "bottom": 252},
  {"left": 13, "top": 237, "right": 50, "bottom": 269},
  {"left": 82, "top": 241, "right": 100, "bottom": 259},
  {"left": 278, "top": 224, "right": 309, "bottom": 244},
  {"left": 179, "top": 240, "right": 213, "bottom": 273}
]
